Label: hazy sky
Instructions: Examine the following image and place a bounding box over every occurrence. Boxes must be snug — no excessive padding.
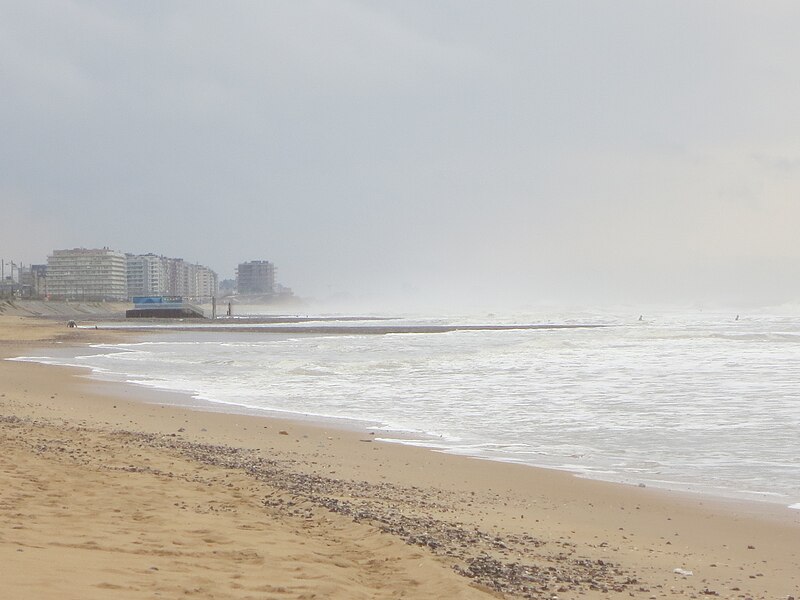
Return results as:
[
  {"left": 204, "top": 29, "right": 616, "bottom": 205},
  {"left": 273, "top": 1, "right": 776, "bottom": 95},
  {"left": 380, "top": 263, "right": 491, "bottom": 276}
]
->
[{"left": 3, "top": 1, "right": 800, "bottom": 309}]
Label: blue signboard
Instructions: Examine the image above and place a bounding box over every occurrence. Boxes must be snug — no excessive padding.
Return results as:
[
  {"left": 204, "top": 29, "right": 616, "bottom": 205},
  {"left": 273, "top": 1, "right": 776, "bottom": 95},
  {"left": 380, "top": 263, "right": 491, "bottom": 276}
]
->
[{"left": 133, "top": 296, "right": 184, "bottom": 306}]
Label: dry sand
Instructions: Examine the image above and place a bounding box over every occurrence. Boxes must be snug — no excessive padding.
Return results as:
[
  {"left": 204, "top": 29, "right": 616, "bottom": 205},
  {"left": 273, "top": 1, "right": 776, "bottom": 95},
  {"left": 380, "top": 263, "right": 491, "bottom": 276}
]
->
[{"left": 1, "top": 315, "right": 798, "bottom": 599}]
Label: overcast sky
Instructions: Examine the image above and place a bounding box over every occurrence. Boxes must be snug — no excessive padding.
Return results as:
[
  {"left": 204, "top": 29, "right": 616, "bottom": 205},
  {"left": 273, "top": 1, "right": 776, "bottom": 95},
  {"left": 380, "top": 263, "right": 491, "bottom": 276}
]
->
[{"left": 2, "top": 1, "right": 800, "bottom": 309}]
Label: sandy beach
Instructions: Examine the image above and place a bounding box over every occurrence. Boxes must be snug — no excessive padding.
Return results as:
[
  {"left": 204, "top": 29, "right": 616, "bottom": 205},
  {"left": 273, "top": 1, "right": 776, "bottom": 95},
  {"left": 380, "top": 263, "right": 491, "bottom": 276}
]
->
[{"left": 1, "top": 316, "right": 798, "bottom": 599}]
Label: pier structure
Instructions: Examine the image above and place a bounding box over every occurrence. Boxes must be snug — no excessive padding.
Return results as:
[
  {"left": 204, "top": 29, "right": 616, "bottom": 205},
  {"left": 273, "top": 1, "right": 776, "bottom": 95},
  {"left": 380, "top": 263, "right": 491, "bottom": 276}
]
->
[{"left": 126, "top": 296, "right": 205, "bottom": 319}]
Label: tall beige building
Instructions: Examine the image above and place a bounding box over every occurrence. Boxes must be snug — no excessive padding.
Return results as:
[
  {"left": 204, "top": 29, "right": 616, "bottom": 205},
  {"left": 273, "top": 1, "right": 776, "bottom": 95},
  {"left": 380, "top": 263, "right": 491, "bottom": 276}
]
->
[
  {"left": 47, "top": 248, "right": 128, "bottom": 300},
  {"left": 194, "top": 264, "right": 218, "bottom": 300},
  {"left": 126, "top": 253, "right": 168, "bottom": 298}
]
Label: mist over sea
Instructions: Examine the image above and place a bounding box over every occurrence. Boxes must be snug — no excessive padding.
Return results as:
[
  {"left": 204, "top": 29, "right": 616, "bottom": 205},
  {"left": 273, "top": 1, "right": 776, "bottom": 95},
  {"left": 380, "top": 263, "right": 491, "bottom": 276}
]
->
[{"left": 16, "top": 307, "right": 800, "bottom": 508}]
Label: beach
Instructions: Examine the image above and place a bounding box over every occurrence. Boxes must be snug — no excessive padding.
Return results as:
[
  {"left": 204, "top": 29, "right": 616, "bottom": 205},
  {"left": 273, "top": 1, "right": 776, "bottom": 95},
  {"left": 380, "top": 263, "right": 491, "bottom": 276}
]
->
[{"left": 1, "top": 316, "right": 798, "bottom": 599}]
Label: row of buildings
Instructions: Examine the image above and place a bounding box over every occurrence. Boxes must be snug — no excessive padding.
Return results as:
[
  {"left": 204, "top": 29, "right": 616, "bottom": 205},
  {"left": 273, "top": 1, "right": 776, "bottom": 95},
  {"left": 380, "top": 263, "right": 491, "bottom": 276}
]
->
[
  {"left": 45, "top": 248, "right": 219, "bottom": 302},
  {"left": 2, "top": 248, "right": 287, "bottom": 303},
  {"left": 125, "top": 253, "right": 219, "bottom": 300}
]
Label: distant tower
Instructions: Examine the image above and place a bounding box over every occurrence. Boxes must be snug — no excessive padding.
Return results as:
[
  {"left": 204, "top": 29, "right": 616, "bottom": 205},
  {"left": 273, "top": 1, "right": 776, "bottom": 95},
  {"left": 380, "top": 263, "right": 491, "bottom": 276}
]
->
[{"left": 236, "top": 261, "right": 275, "bottom": 295}]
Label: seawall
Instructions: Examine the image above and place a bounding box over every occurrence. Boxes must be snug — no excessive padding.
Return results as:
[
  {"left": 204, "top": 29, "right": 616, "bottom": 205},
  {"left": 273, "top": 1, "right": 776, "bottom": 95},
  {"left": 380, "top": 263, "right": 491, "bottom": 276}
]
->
[{"left": 0, "top": 299, "right": 130, "bottom": 319}]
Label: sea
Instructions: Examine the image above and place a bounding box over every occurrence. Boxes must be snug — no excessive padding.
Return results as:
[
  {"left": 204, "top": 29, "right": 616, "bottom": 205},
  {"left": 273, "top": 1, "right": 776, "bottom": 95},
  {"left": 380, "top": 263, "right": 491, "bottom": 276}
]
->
[{"left": 12, "top": 306, "right": 800, "bottom": 509}]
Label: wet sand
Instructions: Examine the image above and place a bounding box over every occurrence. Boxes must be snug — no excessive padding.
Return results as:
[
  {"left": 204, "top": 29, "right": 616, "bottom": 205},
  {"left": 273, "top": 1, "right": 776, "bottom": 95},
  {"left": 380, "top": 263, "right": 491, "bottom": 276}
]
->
[{"left": 1, "top": 316, "right": 798, "bottom": 599}]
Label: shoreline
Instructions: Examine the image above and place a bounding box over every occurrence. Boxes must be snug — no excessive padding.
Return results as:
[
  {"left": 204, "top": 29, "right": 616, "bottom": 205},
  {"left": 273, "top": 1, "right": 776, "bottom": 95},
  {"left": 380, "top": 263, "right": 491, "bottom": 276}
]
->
[
  {"left": 2, "top": 316, "right": 799, "bottom": 598},
  {"left": 11, "top": 337, "right": 800, "bottom": 511}
]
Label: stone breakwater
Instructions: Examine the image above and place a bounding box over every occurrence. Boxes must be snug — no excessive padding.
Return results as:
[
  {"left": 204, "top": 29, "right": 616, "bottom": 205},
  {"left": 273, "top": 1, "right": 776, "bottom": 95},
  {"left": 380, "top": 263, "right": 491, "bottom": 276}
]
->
[{"left": 1, "top": 414, "right": 641, "bottom": 599}]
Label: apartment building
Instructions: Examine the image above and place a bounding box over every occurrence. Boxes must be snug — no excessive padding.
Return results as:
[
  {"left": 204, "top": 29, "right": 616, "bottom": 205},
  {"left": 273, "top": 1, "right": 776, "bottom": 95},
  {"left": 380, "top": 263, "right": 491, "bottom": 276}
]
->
[
  {"left": 195, "top": 264, "right": 218, "bottom": 300},
  {"left": 236, "top": 260, "right": 275, "bottom": 295},
  {"left": 17, "top": 264, "right": 47, "bottom": 299},
  {"left": 47, "top": 248, "right": 128, "bottom": 300},
  {"left": 126, "top": 253, "right": 168, "bottom": 298}
]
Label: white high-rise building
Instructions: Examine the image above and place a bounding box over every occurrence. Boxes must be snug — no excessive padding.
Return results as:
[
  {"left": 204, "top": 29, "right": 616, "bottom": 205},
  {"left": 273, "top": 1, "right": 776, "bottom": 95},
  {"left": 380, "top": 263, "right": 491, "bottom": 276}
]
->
[
  {"left": 126, "top": 254, "right": 169, "bottom": 298},
  {"left": 47, "top": 248, "right": 128, "bottom": 300},
  {"left": 195, "top": 265, "right": 218, "bottom": 301}
]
